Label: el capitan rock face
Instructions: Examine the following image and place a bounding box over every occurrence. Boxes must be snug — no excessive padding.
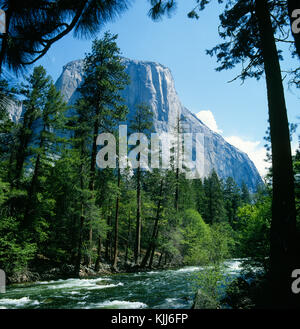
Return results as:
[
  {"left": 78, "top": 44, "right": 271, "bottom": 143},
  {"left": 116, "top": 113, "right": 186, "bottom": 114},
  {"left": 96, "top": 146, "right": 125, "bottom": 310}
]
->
[{"left": 55, "top": 58, "right": 263, "bottom": 191}]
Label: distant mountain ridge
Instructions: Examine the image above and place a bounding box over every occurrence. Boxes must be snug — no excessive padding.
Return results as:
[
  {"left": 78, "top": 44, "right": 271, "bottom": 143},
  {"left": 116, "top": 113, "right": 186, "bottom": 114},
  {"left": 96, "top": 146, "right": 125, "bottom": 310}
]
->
[{"left": 55, "top": 58, "right": 263, "bottom": 191}]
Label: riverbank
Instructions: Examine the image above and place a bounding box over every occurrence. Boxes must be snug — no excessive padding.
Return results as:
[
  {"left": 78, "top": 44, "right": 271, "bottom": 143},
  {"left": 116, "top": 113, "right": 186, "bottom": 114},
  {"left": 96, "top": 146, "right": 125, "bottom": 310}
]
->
[
  {"left": 7, "top": 254, "right": 182, "bottom": 285},
  {"left": 0, "top": 260, "right": 244, "bottom": 309},
  {"left": 6, "top": 247, "right": 185, "bottom": 285}
]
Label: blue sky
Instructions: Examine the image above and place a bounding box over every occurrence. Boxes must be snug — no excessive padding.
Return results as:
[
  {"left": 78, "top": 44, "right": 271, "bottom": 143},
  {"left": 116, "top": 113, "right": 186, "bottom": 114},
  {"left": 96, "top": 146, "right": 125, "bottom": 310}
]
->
[{"left": 36, "top": 0, "right": 299, "bottom": 176}]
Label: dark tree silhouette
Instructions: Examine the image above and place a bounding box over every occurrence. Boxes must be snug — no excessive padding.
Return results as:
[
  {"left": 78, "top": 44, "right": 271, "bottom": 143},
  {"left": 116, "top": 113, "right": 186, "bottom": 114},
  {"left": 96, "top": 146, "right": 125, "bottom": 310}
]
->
[
  {"left": 0, "top": 0, "right": 131, "bottom": 74},
  {"left": 148, "top": 0, "right": 298, "bottom": 307}
]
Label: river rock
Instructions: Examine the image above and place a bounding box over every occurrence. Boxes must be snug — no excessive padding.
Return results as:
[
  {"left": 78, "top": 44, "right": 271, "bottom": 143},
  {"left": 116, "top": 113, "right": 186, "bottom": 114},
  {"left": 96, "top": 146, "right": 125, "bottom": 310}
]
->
[
  {"left": 96, "top": 280, "right": 112, "bottom": 286},
  {"left": 61, "top": 264, "right": 75, "bottom": 275},
  {"left": 8, "top": 270, "right": 40, "bottom": 284}
]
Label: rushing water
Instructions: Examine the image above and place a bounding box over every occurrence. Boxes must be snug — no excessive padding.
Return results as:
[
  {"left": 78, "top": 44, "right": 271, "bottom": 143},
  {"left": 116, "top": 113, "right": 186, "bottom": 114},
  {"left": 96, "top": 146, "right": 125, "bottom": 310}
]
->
[{"left": 0, "top": 259, "right": 243, "bottom": 309}]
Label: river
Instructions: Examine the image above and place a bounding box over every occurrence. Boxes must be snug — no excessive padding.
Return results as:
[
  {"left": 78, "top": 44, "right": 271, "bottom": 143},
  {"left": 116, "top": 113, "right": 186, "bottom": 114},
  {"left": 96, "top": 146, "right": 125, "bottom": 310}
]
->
[{"left": 0, "top": 259, "right": 243, "bottom": 309}]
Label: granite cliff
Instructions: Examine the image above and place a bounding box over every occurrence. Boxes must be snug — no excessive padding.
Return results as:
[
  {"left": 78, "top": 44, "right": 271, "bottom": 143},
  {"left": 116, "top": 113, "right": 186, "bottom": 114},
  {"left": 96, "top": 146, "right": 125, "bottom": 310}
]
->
[{"left": 55, "top": 58, "right": 262, "bottom": 191}]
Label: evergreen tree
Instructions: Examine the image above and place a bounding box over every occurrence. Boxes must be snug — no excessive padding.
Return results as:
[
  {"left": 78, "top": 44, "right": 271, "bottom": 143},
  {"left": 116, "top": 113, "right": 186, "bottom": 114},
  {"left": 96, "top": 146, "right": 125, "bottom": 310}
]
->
[
  {"left": 0, "top": 0, "right": 131, "bottom": 73},
  {"left": 13, "top": 66, "right": 51, "bottom": 188},
  {"left": 129, "top": 103, "right": 153, "bottom": 265},
  {"left": 193, "top": 178, "right": 205, "bottom": 217},
  {"left": 0, "top": 78, "right": 18, "bottom": 184},
  {"left": 74, "top": 32, "right": 129, "bottom": 269},
  {"left": 224, "top": 177, "right": 241, "bottom": 227},
  {"left": 201, "top": 0, "right": 297, "bottom": 307},
  {"left": 140, "top": 170, "right": 164, "bottom": 268},
  {"left": 148, "top": 0, "right": 298, "bottom": 307},
  {"left": 203, "top": 170, "right": 225, "bottom": 224},
  {"left": 24, "top": 80, "right": 68, "bottom": 231},
  {"left": 241, "top": 181, "right": 251, "bottom": 205}
]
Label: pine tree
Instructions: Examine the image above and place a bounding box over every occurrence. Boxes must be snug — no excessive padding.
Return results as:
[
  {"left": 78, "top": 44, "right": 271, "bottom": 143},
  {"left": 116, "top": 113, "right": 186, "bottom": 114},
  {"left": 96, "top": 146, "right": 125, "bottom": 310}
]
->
[
  {"left": 24, "top": 80, "right": 68, "bottom": 230},
  {"left": 148, "top": 0, "right": 298, "bottom": 307},
  {"left": 223, "top": 177, "right": 241, "bottom": 227},
  {"left": 74, "top": 32, "right": 129, "bottom": 269},
  {"left": 129, "top": 103, "right": 153, "bottom": 265},
  {"left": 13, "top": 66, "right": 51, "bottom": 188},
  {"left": 0, "top": 0, "right": 131, "bottom": 73},
  {"left": 140, "top": 170, "right": 164, "bottom": 268},
  {"left": 241, "top": 181, "right": 251, "bottom": 205},
  {"left": 0, "top": 77, "right": 18, "bottom": 184},
  {"left": 193, "top": 178, "right": 205, "bottom": 217},
  {"left": 203, "top": 170, "right": 225, "bottom": 224}
]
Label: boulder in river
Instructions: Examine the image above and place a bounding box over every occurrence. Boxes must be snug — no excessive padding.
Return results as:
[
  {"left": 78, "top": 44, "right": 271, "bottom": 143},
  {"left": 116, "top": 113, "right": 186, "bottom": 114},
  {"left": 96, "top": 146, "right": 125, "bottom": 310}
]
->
[{"left": 96, "top": 280, "right": 112, "bottom": 286}]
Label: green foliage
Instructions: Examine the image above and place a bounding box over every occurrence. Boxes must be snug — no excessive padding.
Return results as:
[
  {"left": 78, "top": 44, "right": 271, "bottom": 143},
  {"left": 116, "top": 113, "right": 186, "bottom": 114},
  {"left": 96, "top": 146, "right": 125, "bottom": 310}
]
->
[
  {"left": 0, "top": 216, "right": 36, "bottom": 274},
  {"left": 209, "top": 222, "right": 235, "bottom": 264},
  {"left": 0, "top": 32, "right": 270, "bottom": 281},
  {"left": 78, "top": 32, "right": 129, "bottom": 130},
  {"left": 202, "top": 170, "right": 226, "bottom": 224},
  {"left": 0, "top": 1, "right": 131, "bottom": 73},
  {"left": 224, "top": 177, "right": 241, "bottom": 226},
  {"left": 181, "top": 209, "right": 211, "bottom": 265},
  {"left": 192, "top": 265, "right": 227, "bottom": 308},
  {"left": 73, "top": 32, "right": 130, "bottom": 268},
  {"left": 0, "top": 68, "right": 261, "bottom": 277},
  {"left": 0, "top": 66, "right": 69, "bottom": 272},
  {"left": 129, "top": 103, "right": 154, "bottom": 135},
  {"left": 181, "top": 209, "right": 234, "bottom": 266},
  {"left": 235, "top": 196, "right": 271, "bottom": 269},
  {"left": 241, "top": 181, "right": 251, "bottom": 204}
]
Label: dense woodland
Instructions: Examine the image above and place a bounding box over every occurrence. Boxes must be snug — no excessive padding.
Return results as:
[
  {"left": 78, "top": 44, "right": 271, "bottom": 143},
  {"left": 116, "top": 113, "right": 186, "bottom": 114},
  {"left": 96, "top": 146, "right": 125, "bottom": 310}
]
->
[
  {"left": 0, "top": 0, "right": 299, "bottom": 309},
  {"left": 0, "top": 33, "right": 264, "bottom": 276}
]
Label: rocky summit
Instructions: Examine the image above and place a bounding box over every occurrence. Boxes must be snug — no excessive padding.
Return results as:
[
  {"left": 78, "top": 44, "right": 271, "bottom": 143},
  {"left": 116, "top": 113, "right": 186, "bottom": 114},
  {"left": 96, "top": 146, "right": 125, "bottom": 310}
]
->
[{"left": 55, "top": 58, "right": 262, "bottom": 191}]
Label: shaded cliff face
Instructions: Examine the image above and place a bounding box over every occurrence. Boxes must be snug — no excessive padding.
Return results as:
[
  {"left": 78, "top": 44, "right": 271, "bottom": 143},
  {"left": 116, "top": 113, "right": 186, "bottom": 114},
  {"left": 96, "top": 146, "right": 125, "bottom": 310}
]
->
[{"left": 55, "top": 58, "right": 263, "bottom": 191}]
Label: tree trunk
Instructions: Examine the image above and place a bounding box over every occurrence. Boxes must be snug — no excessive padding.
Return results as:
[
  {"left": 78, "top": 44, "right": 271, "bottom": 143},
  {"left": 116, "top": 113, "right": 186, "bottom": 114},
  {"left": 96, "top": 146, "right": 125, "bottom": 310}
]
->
[
  {"left": 87, "top": 119, "right": 99, "bottom": 266},
  {"left": 134, "top": 165, "right": 142, "bottom": 265},
  {"left": 141, "top": 225, "right": 157, "bottom": 268},
  {"left": 140, "top": 237, "right": 153, "bottom": 268},
  {"left": 75, "top": 151, "right": 86, "bottom": 276},
  {"left": 89, "top": 119, "right": 99, "bottom": 191},
  {"left": 26, "top": 125, "right": 46, "bottom": 203},
  {"left": 105, "top": 211, "right": 112, "bottom": 262},
  {"left": 174, "top": 114, "right": 180, "bottom": 212},
  {"left": 23, "top": 122, "right": 47, "bottom": 228},
  {"left": 88, "top": 227, "right": 93, "bottom": 267},
  {"left": 70, "top": 215, "right": 77, "bottom": 264},
  {"left": 7, "top": 146, "right": 14, "bottom": 186},
  {"left": 23, "top": 154, "right": 40, "bottom": 226},
  {"left": 112, "top": 167, "right": 121, "bottom": 269},
  {"left": 124, "top": 210, "right": 131, "bottom": 265},
  {"left": 174, "top": 168, "right": 179, "bottom": 212},
  {"left": 148, "top": 227, "right": 158, "bottom": 269},
  {"left": 255, "top": 0, "right": 297, "bottom": 308},
  {"left": 158, "top": 252, "right": 163, "bottom": 267},
  {"left": 94, "top": 236, "right": 102, "bottom": 272},
  {"left": 75, "top": 203, "right": 84, "bottom": 277},
  {"left": 141, "top": 179, "right": 163, "bottom": 268},
  {"left": 14, "top": 108, "right": 35, "bottom": 188}
]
